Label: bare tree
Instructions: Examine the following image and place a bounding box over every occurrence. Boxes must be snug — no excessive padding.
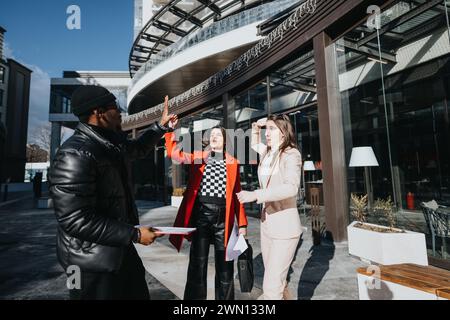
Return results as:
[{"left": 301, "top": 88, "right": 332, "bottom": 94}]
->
[
  {"left": 26, "top": 144, "right": 48, "bottom": 162},
  {"left": 29, "top": 123, "right": 51, "bottom": 153},
  {"left": 29, "top": 123, "right": 74, "bottom": 155}
]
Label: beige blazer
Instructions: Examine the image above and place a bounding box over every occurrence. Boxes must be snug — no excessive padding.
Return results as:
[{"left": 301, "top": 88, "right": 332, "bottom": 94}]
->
[{"left": 254, "top": 146, "right": 303, "bottom": 239}]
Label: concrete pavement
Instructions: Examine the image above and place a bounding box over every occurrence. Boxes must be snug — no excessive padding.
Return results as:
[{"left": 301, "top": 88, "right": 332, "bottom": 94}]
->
[
  {"left": 0, "top": 197, "right": 177, "bottom": 300},
  {"left": 0, "top": 196, "right": 367, "bottom": 300},
  {"left": 136, "top": 203, "right": 367, "bottom": 300}
]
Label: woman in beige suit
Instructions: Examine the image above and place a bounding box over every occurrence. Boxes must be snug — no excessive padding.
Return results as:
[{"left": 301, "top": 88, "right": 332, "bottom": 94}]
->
[{"left": 237, "top": 114, "right": 302, "bottom": 300}]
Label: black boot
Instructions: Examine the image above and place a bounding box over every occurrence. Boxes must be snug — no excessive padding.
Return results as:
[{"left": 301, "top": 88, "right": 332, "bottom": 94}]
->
[
  {"left": 214, "top": 249, "right": 235, "bottom": 300},
  {"left": 184, "top": 223, "right": 211, "bottom": 300}
]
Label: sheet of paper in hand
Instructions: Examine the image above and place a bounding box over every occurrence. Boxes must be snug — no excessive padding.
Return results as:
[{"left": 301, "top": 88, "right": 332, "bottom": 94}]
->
[
  {"left": 151, "top": 227, "right": 196, "bottom": 235},
  {"left": 226, "top": 222, "right": 248, "bottom": 261}
]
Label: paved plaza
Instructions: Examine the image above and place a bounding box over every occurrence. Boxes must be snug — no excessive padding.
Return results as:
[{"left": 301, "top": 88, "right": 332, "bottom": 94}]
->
[{"left": 0, "top": 193, "right": 367, "bottom": 300}]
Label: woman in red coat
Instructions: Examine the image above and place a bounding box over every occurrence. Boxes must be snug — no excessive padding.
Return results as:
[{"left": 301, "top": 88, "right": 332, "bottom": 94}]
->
[{"left": 165, "top": 116, "right": 248, "bottom": 300}]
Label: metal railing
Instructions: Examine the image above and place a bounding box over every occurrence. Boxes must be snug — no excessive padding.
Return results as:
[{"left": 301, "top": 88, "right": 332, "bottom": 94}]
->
[{"left": 129, "top": 0, "right": 301, "bottom": 90}]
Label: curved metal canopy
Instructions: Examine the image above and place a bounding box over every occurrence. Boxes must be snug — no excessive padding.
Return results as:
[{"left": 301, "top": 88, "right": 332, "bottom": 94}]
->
[{"left": 129, "top": 0, "right": 274, "bottom": 77}]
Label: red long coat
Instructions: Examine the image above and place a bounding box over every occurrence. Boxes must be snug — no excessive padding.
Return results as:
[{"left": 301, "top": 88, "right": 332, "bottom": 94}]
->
[{"left": 165, "top": 132, "right": 248, "bottom": 252}]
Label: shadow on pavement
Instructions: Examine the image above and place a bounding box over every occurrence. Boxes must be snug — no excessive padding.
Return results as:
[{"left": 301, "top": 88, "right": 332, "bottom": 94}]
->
[{"left": 296, "top": 239, "right": 335, "bottom": 300}]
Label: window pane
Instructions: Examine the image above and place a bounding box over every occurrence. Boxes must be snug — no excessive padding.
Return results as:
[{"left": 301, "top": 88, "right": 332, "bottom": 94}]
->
[{"left": 336, "top": 0, "right": 450, "bottom": 261}]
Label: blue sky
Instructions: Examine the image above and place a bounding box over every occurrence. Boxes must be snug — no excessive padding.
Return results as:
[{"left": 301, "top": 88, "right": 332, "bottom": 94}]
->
[{"left": 0, "top": 0, "right": 134, "bottom": 142}]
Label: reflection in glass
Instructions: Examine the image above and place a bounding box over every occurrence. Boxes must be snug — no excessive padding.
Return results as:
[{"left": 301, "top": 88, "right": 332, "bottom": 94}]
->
[
  {"left": 232, "top": 50, "right": 321, "bottom": 216},
  {"left": 336, "top": 0, "right": 450, "bottom": 261}
]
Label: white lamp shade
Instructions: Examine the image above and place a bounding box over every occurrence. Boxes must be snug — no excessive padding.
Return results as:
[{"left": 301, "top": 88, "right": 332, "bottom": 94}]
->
[
  {"left": 349, "top": 147, "right": 379, "bottom": 167},
  {"left": 304, "top": 161, "right": 316, "bottom": 171}
]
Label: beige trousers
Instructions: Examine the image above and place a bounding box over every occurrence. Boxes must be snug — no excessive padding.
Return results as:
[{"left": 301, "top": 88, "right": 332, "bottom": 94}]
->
[{"left": 260, "top": 220, "right": 300, "bottom": 300}]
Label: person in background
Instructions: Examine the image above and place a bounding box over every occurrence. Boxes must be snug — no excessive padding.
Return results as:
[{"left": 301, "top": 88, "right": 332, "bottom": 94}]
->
[
  {"left": 2, "top": 177, "right": 10, "bottom": 202},
  {"left": 32, "top": 172, "right": 42, "bottom": 198}
]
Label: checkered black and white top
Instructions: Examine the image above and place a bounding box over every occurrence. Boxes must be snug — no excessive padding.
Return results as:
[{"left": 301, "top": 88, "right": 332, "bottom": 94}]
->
[{"left": 198, "top": 152, "right": 227, "bottom": 204}]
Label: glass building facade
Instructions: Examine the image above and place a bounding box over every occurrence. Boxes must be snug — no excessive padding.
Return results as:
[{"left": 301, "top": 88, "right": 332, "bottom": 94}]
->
[
  {"left": 336, "top": 0, "right": 450, "bottom": 262},
  {"left": 127, "top": 0, "right": 450, "bottom": 265}
]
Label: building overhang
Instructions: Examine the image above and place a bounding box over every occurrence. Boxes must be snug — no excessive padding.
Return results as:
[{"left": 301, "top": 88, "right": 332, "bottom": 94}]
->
[
  {"left": 122, "top": 0, "right": 398, "bottom": 132},
  {"left": 128, "top": 43, "right": 256, "bottom": 114},
  {"left": 130, "top": 0, "right": 278, "bottom": 77}
]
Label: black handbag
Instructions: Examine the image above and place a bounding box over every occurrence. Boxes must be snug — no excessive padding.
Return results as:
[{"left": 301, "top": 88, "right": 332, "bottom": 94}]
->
[{"left": 238, "top": 240, "right": 254, "bottom": 293}]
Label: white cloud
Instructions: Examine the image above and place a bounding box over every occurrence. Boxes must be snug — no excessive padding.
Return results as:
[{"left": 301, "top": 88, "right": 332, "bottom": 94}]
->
[
  {"left": 3, "top": 42, "right": 15, "bottom": 59},
  {"left": 3, "top": 42, "right": 51, "bottom": 144}
]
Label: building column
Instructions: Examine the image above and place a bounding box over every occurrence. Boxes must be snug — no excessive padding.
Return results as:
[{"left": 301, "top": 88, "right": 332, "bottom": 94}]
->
[
  {"left": 223, "top": 93, "right": 236, "bottom": 158},
  {"left": 314, "top": 32, "right": 349, "bottom": 242},
  {"left": 223, "top": 92, "right": 235, "bottom": 129},
  {"left": 50, "top": 122, "right": 61, "bottom": 162},
  {"left": 266, "top": 76, "right": 271, "bottom": 115},
  {"left": 172, "top": 164, "right": 182, "bottom": 190}
]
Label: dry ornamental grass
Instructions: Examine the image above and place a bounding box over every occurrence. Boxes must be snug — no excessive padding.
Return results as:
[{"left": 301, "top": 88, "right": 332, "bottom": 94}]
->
[
  {"left": 353, "top": 222, "right": 405, "bottom": 233},
  {"left": 351, "top": 194, "right": 404, "bottom": 233}
]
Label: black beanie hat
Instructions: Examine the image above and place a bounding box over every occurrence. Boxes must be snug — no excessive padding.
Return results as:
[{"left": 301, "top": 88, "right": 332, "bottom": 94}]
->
[{"left": 71, "top": 85, "right": 117, "bottom": 117}]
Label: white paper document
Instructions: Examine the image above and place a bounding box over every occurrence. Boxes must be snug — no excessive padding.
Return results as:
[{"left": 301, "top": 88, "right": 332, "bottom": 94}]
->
[
  {"left": 225, "top": 222, "right": 248, "bottom": 261},
  {"left": 149, "top": 227, "right": 196, "bottom": 235}
]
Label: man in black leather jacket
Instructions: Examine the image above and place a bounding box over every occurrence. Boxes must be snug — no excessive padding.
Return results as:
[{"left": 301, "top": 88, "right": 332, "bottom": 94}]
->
[{"left": 49, "top": 86, "right": 175, "bottom": 300}]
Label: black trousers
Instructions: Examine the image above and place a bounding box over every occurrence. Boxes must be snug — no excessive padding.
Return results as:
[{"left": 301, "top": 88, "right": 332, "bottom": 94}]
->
[
  {"left": 184, "top": 201, "right": 234, "bottom": 300},
  {"left": 69, "top": 244, "right": 149, "bottom": 300}
]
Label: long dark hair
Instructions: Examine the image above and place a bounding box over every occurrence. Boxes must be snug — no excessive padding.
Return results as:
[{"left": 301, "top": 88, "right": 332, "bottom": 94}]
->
[
  {"left": 266, "top": 114, "right": 298, "bottom": 154},
  {"left": 203, "top": 125, "right": 227, "bottom": 150}
]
